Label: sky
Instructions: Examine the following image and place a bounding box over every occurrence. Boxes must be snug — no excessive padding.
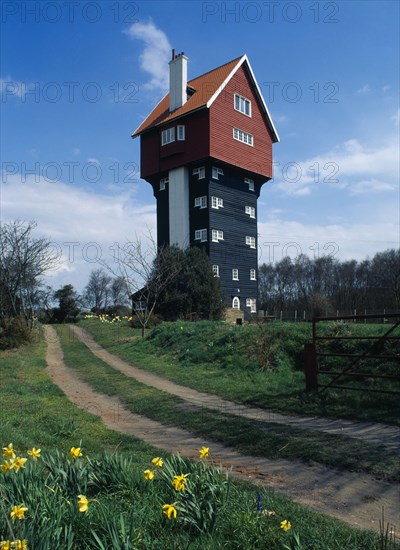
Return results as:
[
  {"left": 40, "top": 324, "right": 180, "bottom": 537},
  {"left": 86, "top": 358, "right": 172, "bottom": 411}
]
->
[{"left": 1, "top": 0, "right": 399, "bottom": 292}]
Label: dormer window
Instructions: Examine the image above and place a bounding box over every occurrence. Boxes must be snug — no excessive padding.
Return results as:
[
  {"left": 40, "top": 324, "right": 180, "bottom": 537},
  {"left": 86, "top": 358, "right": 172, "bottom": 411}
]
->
[
  {"left": 161, "top": 127, "right": 175, "bottom": 145},
  {"left": 234, "top": 94, "right": 251, "bottom": 117}
]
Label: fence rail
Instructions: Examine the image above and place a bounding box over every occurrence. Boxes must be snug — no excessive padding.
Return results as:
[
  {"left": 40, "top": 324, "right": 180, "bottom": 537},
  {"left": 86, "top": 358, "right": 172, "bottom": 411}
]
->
[{"left": 304, "top": 313, "right": 400, "bottom": 395}]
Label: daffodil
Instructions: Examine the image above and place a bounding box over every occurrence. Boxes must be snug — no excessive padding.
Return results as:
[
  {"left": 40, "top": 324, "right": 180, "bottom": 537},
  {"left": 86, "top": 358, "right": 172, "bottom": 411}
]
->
[
  {"left": 10, "top": 457, "right": 27, "bottom": 472},
  {"left": 10, "top": 504, "right": 28, "bottom": 521},
  {"left": 2, "top": 444, "right": 15, "bottom": 459},
  {"left": 15, "top": 541, "right": 28, "bottom": 550},
  {"left": 27, "top": 447, "right": 41, "bottom": 460},
  {"left": 172, "top": 473, "right": 188, "bottom": 492},
  {"left": 0, "top": 541, "right": 10, "bottom": 550},
  {"left": 162, "top": 503, "right": 177, "bottom": 520},
  {"left": 69, "top": 447, "right": 83, "bottom": 460},
  {"left": 144, "top": 469, "right": 154, "bottom": 480},
  {"left": 151, "top": 457, "right": 163, "bottom": 468},
  {"left": 199, "top": 446, "right": 209, "bottom": 459},
  {"left": 77, "top": 495, "right": 90, "bottom": 513},
  {"left": 1, "top": 461, "right": 11, "bottom": 472},
  {"left": 280, "top": 519, "right": 291, "bottom": 531}
]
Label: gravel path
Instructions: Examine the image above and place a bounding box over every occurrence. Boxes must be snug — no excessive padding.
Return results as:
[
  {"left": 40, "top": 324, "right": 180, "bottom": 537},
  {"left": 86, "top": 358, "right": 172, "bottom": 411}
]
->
[
  {"left": 43, "top": 325, "right": 400, "bottom": 535},
  {"left": 70, "top": 324, "right": 400, "bottom": 455}
]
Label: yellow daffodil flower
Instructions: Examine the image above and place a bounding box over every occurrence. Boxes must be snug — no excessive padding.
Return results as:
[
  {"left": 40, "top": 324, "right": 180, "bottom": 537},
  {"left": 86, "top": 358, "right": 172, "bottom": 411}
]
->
[
  {"left": 10, "top": 504, "right": 28, "bottom": 521},
  {"left": 27, "top": 447, "right": 41, "bottom": 460},
  {"left": 199, "top": 446, "right": 209, "bottom": 459},
  {"left": 172, "top": 473, "right": 188, "bottom": 492},
  {"left": 69, "top": 447, "right": 83, "bottom": 460},
  {"left": 1, "top": 461, "right": 11, "bottom": 472},
  {"left": 151, "top": 457, "right": 163, "bottom": 468},
  {"left": 77, "top": 495, "right": 90, "bottom": 513},
  {"left": 144, "top": 469, "right": 154, "bottom": 480},
  {"left": 2, "top": 444, "right": 15, "bottom": 459},
  {"left": 0, "top": 541, "right": 11, "bottom": 550},
  {"left": 10, "top": 457, "right": 27, "bottom": 472},
  {"left": 162, "top": 503, "right": 177, "bottom": 520},
  {"left": 280, "top": 519, "right": 291, "bottom": 531},
  {"left": 15, "top": 541, "right": 28, "bottom": 550}
]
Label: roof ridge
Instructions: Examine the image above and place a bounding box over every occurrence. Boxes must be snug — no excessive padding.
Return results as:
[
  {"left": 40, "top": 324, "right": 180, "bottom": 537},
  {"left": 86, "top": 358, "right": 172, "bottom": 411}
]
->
[{"left": 188, "top": 55, "right": 244, "bottom": 85}]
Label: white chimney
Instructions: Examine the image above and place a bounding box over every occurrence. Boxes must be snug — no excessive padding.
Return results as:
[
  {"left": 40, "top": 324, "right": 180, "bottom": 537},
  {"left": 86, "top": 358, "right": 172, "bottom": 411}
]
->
[{"left": 169, "top": 50, "right": 188, "bottom": 112}]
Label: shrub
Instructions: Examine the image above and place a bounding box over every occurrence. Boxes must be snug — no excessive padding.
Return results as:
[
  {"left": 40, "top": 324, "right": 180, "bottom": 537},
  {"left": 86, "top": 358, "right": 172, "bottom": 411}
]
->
[{"left": 0, "top": 317, "right": 33, "bottom": 350}]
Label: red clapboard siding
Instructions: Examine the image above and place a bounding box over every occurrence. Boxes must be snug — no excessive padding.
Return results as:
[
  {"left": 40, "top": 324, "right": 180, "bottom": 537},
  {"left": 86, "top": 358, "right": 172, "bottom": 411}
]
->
[
  {"left": 209, "top": 65, "right": 273, "bottom": 179},
  {"left": 140, "top": 109, "right": 210, "bottom": 178}
]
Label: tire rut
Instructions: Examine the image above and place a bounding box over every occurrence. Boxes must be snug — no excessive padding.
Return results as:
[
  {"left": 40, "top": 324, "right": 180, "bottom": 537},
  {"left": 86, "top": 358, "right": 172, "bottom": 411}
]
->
[{"left": 44, "top": 325, "right": 399, "bottom": 535}]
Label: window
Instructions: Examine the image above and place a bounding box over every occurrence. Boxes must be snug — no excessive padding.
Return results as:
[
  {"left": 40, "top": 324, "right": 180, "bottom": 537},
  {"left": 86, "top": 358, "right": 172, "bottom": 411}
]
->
[
  {"left": 194, "top": 196, "right": 207, "bottom": 208},
  {"left": 211, "top": 196, "right": 224, "bottom": 209},
  {"left": 250, "top": 269, "right": 256, "bottom": 281},
  {"left": 212, "top": 229, "right": 224, "bottom": 242},
  {"left": 212, "top": 265, "right": 220, "bottom": 277},
  {"left": 159, "top": 177, "right": 168, "bottom": 191},
  {"left": 245, "top": 205, "right": 256, "bottom": 218},
  {"left": 195, "top": 229, "right": 207, "bottom": 242},
  {"left": 246, "top": 236, "right": 256, "bottom": 248},
  {"left": 212, "top": 167, "right": 224, "bottom": 179},
  {"left": 233, "top": 127, "right": 253, "bottom": 146},
  {"left": 161, "top": 127, "right": 175, "bottom": 145},
  {"left": 232, "top": 268, "right": 239, "bottom": 281},
  {"left": 177, "top": 125, "right": 185, "bottom": 140},
  {"left": 234, "top": 93, "right": 251, "bottom": 117},
  {"left": 193, "top": 167, "right": 205, "bottom": 180},
  {"left": 246, "top": 298, "right": 257, "bottom": 313},
  {"left": 245, "top": 177, "right": 255, "bottom": 191},
  {"left": 232, "top": 297, "right": 240, "bottom": 309}
]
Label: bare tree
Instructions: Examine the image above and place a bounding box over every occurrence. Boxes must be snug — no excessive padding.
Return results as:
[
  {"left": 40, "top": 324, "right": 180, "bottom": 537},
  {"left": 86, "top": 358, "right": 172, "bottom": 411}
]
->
[
  {"left": 0, "top": 220, "right": 58, "bottom": 327},
  {"left": 103, "top": 232, "right": 182, "bottom": 336},
  {"left": 84, "top": 268, "right": 112, "bottom": 311}
]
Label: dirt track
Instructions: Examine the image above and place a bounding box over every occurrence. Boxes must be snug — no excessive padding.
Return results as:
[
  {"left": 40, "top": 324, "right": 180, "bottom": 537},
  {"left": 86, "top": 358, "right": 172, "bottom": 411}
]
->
[{"left": 44, "top": 325, "right": 400, "bottom": 535}]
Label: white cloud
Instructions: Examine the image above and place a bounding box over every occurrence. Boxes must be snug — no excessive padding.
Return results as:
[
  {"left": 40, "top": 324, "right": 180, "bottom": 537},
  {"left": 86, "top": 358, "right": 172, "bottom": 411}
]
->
[
  {"left": 87, "top": 157, "right": 100, "bottom": 164},
  {"left": 390, "top": 108, "right": 400, "bottom": 127},
  {"left": 349, "top": 178, "right": 396, "bottom": 195},
  {"left": 124, "top": 20, "right": 171, "bottom": 92},
  {"left": 0, "top": 76, "right": 28, "bottom": 98},
  {"left": 273, "top": 138, "right": 398, "bottom": 196},
  {"left": 1, "top": 174, "right": 156, "bottom": 291},
  {"left": 257, "top": 218, "right": 399, "bottom": 265},
  {"left": 72, "top": 148, "right": 81, "bottom": 156},
  {"left": 355, "top": 84, "right": 371, "bottom": 95}
]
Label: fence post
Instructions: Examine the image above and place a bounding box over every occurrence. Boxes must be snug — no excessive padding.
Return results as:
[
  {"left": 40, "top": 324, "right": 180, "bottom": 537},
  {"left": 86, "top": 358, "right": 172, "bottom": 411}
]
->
[{"left": 304, "top": 343, "right": 318, "bottom": 391}]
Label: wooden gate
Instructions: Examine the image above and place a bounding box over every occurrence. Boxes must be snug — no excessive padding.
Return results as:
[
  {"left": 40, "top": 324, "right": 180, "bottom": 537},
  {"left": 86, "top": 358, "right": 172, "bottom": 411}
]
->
[{"left": 304, "top": 313, "right": 400, "bottom": 394}]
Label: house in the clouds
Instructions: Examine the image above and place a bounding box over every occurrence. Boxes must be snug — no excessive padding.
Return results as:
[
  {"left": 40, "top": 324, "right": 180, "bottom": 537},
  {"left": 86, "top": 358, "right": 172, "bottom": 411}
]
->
[{"left": 132, "top": 51, "right": 279, "bottom": 319}]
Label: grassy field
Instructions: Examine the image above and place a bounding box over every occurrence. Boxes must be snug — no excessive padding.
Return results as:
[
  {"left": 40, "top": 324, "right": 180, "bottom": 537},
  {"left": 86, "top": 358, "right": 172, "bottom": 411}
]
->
[
  {"left": 80, "top": 318, "right": 400, "bottom": 426},
  {"left": 0, "top": 326, "right": 397, "bottom": 549}
]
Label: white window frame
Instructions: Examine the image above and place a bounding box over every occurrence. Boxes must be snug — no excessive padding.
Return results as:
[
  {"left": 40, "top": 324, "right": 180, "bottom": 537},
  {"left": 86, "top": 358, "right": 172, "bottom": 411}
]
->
[
  {"left": 212, "top": 264, "right": 220, "bottom": 277},
  {"left": 232, "top": 268, "right": 239, "bottom": 281},
  {"left": 212, "top": 167, "right": 224, "bottom": 179},
  {"left": 193, "top": 167, "right": 205, "bottom": 180},
  {"left": 194, "top": 196, "right": 207, "bottom": 209},
  {"left": 233, "top": 127, "right": 253, "bottom": 146},
  {"left": 212, "top": 229, "right": 224, "bottom": 242},
  {"left": 177, "top": 125, "right": 185, "bottom": 140},
  {"left": 159, "top": 177, "right": 168, "bottom": 191},
  {"left": 245, "top": 205, "right": 256, "bottom": 218},
  {"left": 246, "top": 298, "right": 257, "bottom": 313},
  {"left": 250, "top": 269, "right": 257, "bottom": 281},
  {"left": 195, "top": 229, "right": 207, "bottom": 242},
  {"left": 246, "top": 235, "right": 256, "bottom": 249},
  {"left": 245, "top": 177, "right": 255, "bottom": 191},
  {"left": 232, "top": 297, "right": 240, "bottom": 309},
  {"left": 211, "top": 196, "right": 224, "bottom": 209},
  {"left": 234, "top": 93, "right": 252, "bottom": 117},
  {"left": 161, "top": 127, "right": 175, "bottom": 145}
]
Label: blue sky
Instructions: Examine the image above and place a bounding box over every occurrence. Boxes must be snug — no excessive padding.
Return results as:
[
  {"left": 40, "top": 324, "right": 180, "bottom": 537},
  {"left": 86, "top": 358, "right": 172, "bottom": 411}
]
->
[{"left": 1, "top": 0, "right": 399, "bottom": 292}]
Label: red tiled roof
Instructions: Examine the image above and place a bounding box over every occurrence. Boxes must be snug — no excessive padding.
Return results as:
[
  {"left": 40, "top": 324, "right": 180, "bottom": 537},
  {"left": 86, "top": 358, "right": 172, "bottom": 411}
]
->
[{"left": 132, "top": 54, "right": 279, "bottom": 142}]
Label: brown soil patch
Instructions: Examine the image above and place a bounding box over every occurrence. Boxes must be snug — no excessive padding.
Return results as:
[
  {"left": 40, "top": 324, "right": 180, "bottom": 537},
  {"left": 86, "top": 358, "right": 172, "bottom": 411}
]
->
[{"left": 44, "top": 325, "right": 400, "bottom": 536}]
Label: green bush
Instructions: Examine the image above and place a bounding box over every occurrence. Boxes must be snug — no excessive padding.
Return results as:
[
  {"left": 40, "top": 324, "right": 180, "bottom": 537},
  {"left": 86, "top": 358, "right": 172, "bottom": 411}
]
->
[{"left": 0, "top": 317, "right": 33, "bottom": 350}]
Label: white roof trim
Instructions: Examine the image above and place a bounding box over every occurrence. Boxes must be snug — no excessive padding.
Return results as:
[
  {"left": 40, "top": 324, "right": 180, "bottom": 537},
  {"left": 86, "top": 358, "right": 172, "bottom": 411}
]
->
[
  {"left": 131, "top": 91, "right": 169, "bottom": 138},
  {"left": 206, "top": 54, "right": 280, "bottom": 143}
]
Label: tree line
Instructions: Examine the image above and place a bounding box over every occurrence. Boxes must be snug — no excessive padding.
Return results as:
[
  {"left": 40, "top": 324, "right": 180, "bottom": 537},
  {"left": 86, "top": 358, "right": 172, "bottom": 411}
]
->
[{"left": 258, "top": 249, "right": 400, "bottom": 316}]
